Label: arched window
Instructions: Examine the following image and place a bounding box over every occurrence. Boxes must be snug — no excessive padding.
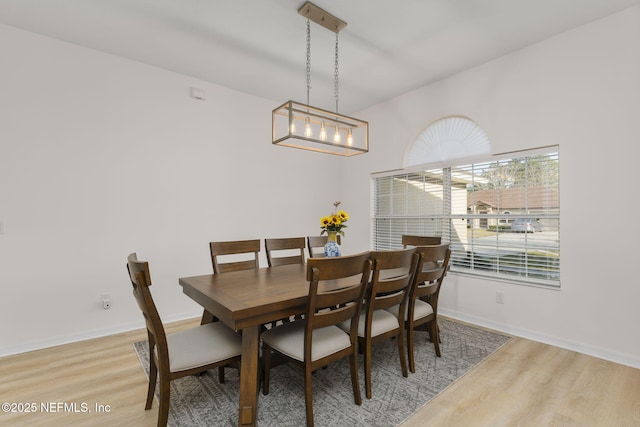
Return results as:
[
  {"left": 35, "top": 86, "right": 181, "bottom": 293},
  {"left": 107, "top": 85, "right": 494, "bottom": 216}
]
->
[
  {"left": 405, "top": 116, "right": 490, "bottom": 167},
  {"left": 373, "top": 116, "right": 560, "bottom": 287}
]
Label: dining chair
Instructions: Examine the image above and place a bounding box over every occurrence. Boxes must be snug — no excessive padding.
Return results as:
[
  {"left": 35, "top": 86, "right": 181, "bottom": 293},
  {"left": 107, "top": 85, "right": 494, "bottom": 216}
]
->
[
  {"left": 401, "top": 234, "right": 442, "bottom": 247},
  {"left": 386, "top": 244, "right": 451, "bottom": 372},
  {"left": 306, "top": 234, "right": 341, "bottom": 258},
  {"left": 265, "top": 237, "right": 306, "bottom": 266},
  {"left": 126, "top": 253, "right": 242, "bottom": 427},
  {"left": 210, "top": 239, "right": 260, "bottom": 274},
  {"left": 201, "top": 239, "right": 261, "bottom": 325},
  {"left": 340, "top": 247, "right": 419, "bottom": 399},
  {"left": 265, "top": 237, "right": 307, "bottom": 324},
  {"left": 261, "top": 252, "right": 372, "bottom": 427}
]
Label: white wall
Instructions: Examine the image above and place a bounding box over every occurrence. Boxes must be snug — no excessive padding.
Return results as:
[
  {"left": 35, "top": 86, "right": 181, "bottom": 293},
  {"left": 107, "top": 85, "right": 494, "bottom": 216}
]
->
[
  {"left": 343, "top": 6, "right": 640, "bottom": 368},
  {"left": 0, "top": 24, "right": 346, "bottom": 355}
]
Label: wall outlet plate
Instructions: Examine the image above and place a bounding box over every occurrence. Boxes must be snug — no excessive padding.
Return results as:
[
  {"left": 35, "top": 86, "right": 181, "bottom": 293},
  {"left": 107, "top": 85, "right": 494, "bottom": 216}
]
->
[{"left": 101, "top": 294, "right": 111, "bottom": 310}]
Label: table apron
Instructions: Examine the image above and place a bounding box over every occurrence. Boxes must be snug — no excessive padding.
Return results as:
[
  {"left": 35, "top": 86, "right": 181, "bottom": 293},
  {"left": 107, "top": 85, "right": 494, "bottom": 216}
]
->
[
  {"left": 182, "top": 285, "right": 308, "bottom": 330},
  {"left": 233, "top": 303, "right": 307, "bottom": 330}
]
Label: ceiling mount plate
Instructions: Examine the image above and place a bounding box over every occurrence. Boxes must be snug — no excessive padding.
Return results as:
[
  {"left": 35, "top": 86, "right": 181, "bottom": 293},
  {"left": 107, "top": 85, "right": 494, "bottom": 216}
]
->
[{"left": 298, "top": 1, "right": 347, "bottom": 33}]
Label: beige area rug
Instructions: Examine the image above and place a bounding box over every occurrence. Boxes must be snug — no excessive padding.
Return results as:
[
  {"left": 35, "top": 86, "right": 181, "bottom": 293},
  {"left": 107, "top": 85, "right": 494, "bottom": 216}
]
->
[{"left": 134, "top": 318, "right": 510, "bottom": 426}]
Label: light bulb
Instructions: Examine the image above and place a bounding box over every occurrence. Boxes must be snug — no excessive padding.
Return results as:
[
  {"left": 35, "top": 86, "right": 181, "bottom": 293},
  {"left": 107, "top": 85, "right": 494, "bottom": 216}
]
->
[
  {"left": 333, "top": 125, "right": 341, "bottom": 143},
  {"left": 319, "top": 122, "right": 327, "bottom": 141},
  {"left": 290, "top": 121, "right": 296, "bottom": 134},
  {"left": 304, "top": 117, "right": 312, "bottom": 137},
  {"left": 347, "top": 128, "right": 354, "bottom": 146}
]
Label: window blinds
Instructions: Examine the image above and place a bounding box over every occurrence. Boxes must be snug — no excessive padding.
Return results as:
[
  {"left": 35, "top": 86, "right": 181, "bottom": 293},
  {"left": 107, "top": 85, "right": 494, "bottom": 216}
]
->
[{"left": 372, "top": 149, "right": 560, "bottom": 287}]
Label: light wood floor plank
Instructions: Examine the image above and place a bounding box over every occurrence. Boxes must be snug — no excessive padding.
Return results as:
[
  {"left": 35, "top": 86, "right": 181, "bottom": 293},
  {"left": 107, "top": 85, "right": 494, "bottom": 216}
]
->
[{"left": 1, "top": 318, "right": 639, "bottom": 426}]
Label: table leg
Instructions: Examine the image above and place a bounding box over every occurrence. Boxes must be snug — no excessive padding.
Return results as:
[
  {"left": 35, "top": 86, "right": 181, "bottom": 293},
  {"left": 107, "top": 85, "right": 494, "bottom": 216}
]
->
[{"left": 238, "top": 325, "right": 260, "bottom": 426}]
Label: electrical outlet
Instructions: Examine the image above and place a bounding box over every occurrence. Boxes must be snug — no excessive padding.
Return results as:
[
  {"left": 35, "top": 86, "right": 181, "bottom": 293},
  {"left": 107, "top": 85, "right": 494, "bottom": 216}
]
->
[
  {"left": 496, "top": 291, "right": 505, "bottom": 304},
  {"left": 101, "top": 294, "right": 111, "bottom": 310}
]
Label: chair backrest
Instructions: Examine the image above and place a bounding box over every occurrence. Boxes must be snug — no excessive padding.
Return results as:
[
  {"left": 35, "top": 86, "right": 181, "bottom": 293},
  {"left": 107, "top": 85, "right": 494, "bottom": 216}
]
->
[
  {"left": 265, "top": 237, "right": 306, "bottom": 267},
  {"left": 304, "top": 252, "right": 372, "bottom": 355},
  {"left": 306, "top": 235, "right": 341, "bottom": 258},
  {"left": 410, "top": 244, "right": 451, "bottom": 304},
  {"left": 209, "top": 239, "right": 260, "bottom": 274},
  {"left": 368, "top": 247, "right": 420, "bottom": 313},
  {"left": 401, "top": 234, "right": 441, "bottom": 247},
  {"left": 126, "top": 253, "right": 169, "bottom": 367}
]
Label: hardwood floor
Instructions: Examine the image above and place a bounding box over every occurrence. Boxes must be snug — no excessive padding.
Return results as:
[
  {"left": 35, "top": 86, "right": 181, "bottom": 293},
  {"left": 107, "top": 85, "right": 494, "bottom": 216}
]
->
[
  {"left": 401, "top": 333, "right": 640, "bottom": 427},
  {"left": 1, "top": 318, "right": 639, "bottom": 426}
]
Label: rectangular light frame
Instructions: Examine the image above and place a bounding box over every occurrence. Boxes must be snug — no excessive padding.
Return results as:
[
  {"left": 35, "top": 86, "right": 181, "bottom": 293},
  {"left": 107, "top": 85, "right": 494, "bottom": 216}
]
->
[{"left": 272, "top": 100, "right": 369, "bottom": 157}]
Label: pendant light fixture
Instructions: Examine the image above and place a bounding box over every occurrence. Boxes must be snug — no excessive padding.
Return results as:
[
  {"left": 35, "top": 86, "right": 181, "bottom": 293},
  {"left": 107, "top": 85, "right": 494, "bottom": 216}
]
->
[{"left": 272, "top": 1, "right": 369, "bottom": 157}]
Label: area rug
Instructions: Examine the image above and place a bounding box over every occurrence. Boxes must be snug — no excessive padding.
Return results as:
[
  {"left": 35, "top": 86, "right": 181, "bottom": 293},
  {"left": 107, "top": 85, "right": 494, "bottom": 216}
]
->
[{"left": 133, "top": 318, "right": 510, "bottom": 426}]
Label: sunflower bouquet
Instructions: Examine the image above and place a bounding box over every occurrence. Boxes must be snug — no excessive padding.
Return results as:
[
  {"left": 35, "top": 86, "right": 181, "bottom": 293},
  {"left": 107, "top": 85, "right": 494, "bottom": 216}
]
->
[{"left": 320, "top": 201, "right": 349, "bottom": 237}]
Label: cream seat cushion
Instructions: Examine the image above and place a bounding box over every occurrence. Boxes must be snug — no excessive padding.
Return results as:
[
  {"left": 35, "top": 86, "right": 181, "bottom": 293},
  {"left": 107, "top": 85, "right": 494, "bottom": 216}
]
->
[
  {"left": 385, "top": 299, "right": 434, "bottom": 321},
  {"left": 261, "top": 321, "right": 351, "bottom": 362},
  {"left": 338, "top": 309, "right": 399, "bottom": 338},
  {"left": 162, "top": 322, "right": 242, "bottom": 372}
]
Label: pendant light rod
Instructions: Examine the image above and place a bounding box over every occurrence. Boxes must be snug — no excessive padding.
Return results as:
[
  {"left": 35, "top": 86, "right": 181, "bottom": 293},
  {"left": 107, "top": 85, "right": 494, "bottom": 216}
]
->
[
  {"left": 298, "top": 1, "right": 347, "bottom": 33},
  {"left": 306, "top": 17, "right": 311, "bottom": 105}
]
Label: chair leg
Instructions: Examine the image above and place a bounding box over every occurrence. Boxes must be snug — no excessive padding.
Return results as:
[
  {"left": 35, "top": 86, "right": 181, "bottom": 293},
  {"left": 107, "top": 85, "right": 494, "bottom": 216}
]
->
[
  {"left": 218, "top": 366, "right": 225, "bottom": 383},
  {"left": 430, "top": 320, "right": 441, "bottom": 357},
  {"left": 427, "top": 323, "right": 442, "bottom": 343},
  {"left": 146, "top": 355, "right": 158, "bottom": 410},
  {"left": 157, "top": 374, "right": 171, "bottom": 427},
  {"left": 397, "top": 329, "right": 408, "bottom": 378},
  {"left": 407, "top": 323, "right": 416, "bottom": 374},
  {"left": 304, "top": 366, "right": 315, "bottom": 427},
  {"left": 262, "top": 344, "right": 271, "bottom": 395},
  {"left": 364, "top": 338, "right": 372, "bottom": 399},
  {"left": 349, "top": 351, "right": 362, "bottom": 406}
]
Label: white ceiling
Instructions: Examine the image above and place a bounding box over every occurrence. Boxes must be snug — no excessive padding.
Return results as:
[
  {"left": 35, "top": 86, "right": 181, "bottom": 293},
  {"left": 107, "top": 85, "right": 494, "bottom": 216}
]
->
[{"left": 1, "top": 0, "right": 639, "bottom": 113}]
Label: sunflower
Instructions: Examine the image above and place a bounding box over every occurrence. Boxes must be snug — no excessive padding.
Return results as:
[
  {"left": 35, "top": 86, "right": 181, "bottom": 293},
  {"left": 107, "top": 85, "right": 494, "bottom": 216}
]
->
[
  {"left": 320, "top": 216, "right": 332, "bottom": 228},
  {"left": 337, "top": 210, "right": 349, "bottom": 222}
]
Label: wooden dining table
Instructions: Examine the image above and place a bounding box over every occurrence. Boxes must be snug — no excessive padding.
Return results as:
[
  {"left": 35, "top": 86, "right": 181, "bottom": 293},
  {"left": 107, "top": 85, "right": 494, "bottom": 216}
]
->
[{"left": 179, "top": 263, "right": 319, "bottom": 427}]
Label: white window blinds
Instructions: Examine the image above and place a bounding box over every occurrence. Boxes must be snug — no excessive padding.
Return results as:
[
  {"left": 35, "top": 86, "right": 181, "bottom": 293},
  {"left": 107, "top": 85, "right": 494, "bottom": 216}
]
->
[{"left": 372, "top": 149, "right": 560, "bottom": 287}]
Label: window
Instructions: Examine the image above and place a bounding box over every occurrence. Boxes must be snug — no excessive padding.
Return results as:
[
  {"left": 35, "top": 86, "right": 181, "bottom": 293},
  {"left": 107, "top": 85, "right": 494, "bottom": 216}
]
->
[{"left": 372, "top": 148, "right": 560, "bottom": 287}]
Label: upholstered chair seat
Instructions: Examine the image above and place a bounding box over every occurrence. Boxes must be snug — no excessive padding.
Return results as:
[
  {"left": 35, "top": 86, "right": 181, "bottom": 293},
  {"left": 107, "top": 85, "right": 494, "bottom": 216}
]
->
[
  {"left": 385, "top": 299, "right": 434, "bottom": 322},
  {"left": 161, "top": 322, "right": 242, "bottom": 371},
  {"left": 339, "top": 309, "right": 399, "bottom": 338},
  {"left": 262, "top": 322, "right": 351, "bottom": 362}
]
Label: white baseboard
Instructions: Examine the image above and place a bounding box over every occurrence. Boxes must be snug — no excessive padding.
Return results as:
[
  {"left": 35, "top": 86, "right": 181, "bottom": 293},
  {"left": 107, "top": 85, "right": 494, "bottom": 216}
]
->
[
  {"left": 440, "top": 308, "right": 640, "bottom": 370},
  {"left": 7, "top": 308, "right": 638, "bottom": 371},
  {"left": 0, "top": 310, "right": 202, "bottom": 358}
]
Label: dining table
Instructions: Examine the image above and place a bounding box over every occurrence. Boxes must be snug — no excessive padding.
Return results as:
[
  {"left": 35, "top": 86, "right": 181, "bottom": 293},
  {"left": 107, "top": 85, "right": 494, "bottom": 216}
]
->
[
  {"left": 178, "top": 256, "right": 414, "bottom": 426},
  {"left": 179, "top": 262, "right": 324, "bottom": 427}
]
